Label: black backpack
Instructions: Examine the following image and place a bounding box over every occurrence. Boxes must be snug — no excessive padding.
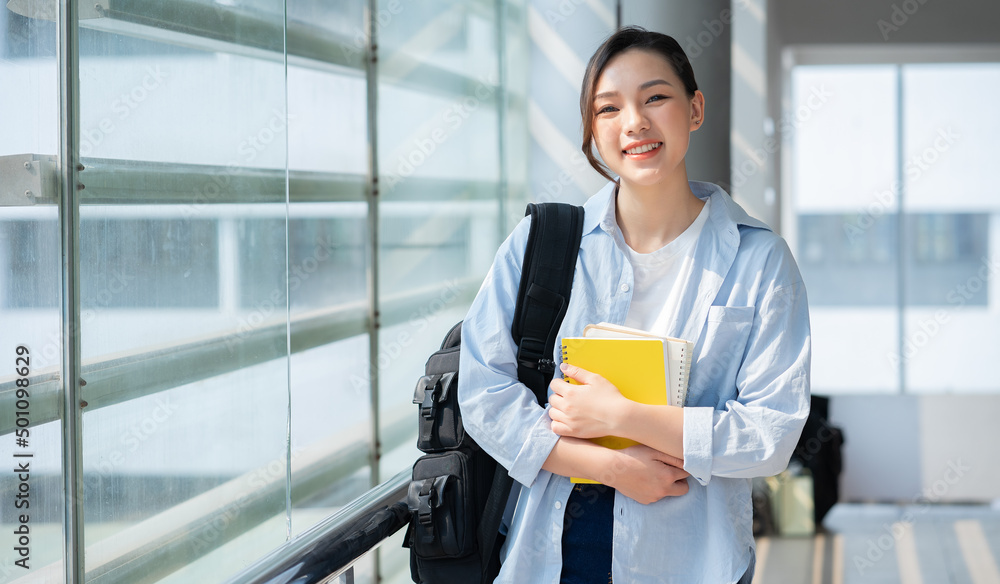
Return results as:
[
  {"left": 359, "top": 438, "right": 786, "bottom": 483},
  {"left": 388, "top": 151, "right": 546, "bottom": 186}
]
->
[{"left": 403, "top": 202, "right": 584, "bottom": 584}]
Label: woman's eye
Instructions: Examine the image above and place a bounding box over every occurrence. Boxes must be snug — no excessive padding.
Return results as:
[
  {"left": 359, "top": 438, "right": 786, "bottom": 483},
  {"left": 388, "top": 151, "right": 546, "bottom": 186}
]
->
[
  {"left": 596, "top": 105, "right": 617, "bottom": 115},
  {"left": 647, "top": 94, "right": 669, "bottom": 103}
]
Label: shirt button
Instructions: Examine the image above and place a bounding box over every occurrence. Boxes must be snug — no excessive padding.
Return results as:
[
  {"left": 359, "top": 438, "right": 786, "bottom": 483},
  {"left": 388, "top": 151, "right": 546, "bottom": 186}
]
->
[
  {"left": 555, "top": 501, "right": 562, "bottom": 510},
  {"left": 620, "top": 283, "right": 630, "bottom": 292}
]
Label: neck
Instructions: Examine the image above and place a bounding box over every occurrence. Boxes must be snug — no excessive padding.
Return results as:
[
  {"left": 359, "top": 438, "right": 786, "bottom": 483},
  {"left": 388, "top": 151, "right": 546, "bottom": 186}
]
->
[{"left": 615, "top": 169, "right": 705, "bottom": 254}]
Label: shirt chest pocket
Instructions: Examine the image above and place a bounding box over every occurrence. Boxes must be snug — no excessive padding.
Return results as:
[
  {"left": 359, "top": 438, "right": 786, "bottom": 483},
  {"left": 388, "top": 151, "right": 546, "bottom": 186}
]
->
[{"left": 689, "top": 306, "right": 755, "bottom": 403}]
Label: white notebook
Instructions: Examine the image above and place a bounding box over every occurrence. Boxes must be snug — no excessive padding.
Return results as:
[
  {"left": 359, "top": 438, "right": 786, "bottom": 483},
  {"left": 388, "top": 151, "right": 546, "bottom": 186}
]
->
[{"left": 582, "top": 322, "right": 693, "bottom": 407}]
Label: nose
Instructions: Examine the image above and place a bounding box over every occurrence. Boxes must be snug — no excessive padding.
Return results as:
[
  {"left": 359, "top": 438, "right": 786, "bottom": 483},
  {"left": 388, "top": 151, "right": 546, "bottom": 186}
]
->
[{"left": 622, "top": 103, "right": 649, "bottom": 135}]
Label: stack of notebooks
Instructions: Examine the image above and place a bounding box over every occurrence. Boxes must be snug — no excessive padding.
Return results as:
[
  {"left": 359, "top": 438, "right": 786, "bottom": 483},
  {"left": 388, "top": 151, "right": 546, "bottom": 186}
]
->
[{"left": 560, "top": 322, "right": 693, "bottom": 484}]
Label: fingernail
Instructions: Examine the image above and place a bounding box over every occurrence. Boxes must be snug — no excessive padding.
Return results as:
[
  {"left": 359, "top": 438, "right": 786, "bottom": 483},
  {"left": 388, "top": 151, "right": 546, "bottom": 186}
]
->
[{"left": 560, "top": 362, "right": 569, "bottom": 371}]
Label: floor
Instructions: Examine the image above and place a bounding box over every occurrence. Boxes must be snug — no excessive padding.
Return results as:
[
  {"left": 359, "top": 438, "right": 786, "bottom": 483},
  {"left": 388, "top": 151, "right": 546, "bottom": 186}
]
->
[{"left": 752, "top": 503, "right": 1000, "bottom": 584}]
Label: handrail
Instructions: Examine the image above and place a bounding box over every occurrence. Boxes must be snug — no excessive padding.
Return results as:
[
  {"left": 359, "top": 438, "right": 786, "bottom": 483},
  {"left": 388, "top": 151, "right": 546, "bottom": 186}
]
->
[
  {"left": 224, "top": 469, "right": 411, "bottom": 584},
  {"left": 0, "top": 277, "right": 478, "bottom": 435}
]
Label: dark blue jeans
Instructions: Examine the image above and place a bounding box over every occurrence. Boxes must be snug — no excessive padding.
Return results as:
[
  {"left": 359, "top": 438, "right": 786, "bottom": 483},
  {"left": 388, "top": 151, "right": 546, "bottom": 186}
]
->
[
  {"left": 560, "top": 484, "right": 614, "bottom": 584},
  {"left": 560, "top": 484, "right": 757, "bottom": 584}
]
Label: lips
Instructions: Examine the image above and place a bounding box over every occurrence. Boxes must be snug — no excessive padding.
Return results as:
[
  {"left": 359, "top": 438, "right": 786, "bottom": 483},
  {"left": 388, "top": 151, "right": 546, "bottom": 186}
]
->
[{"left": 623, "top": 141, "right": 662, "bottom": 156}]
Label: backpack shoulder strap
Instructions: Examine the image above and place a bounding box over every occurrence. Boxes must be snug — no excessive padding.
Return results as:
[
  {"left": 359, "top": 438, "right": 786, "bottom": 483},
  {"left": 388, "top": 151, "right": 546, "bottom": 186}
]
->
[
  {"left": 510, "top": 202, "right": 585, "bottom": 403},
  {"left": 477, "top": 202, "right": 583, "bottom": 583}
]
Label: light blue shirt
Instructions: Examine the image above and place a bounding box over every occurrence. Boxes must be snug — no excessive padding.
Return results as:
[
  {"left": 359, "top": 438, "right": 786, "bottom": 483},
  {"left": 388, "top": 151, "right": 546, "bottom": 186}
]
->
[{"left": 458, "top": 181, "right": 811, "bottom": 583}]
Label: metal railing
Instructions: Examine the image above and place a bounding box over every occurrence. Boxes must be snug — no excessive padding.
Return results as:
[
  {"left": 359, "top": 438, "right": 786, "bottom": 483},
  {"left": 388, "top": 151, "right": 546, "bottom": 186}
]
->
[
  {"left": 9, "top": 410, "right": 416, "bottom": 583},
  {"left": 225, "top": 469, "right": 411, "bottom": 584}
]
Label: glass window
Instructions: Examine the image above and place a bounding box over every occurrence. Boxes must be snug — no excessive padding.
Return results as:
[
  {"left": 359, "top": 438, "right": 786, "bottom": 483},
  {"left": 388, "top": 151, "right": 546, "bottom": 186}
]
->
[
  {"left": 901, "top": 63, "right": 1000, "bottom": 394},
  {"left": 1, "top": 0, "right": 519, "bottom": 581},
  {"left": 789, "top": 60, "right": 1000, "bottom": 395},
  {"left": 790, "top": 65, "right": 900, "bottom": 394},
  {"left": 73, "top": 0, "right": 292, "bottom": 579}
]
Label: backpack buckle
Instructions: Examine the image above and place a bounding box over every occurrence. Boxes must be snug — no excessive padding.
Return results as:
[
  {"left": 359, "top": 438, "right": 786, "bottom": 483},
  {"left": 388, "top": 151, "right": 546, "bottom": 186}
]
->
[
  {"left": 414, "top": 375, "right": 439, "bottom": 419},
  {"left": 516, "top": 337, "right": 546, "bottom": 370},
  {"left": 411, "top": 476, "right": 448, "bottom": 529}
]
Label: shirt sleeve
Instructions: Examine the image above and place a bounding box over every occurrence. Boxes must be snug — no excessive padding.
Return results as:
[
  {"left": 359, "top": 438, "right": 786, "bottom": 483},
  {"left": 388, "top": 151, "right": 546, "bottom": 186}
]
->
[
  {"left": 683, "top": 242, "right": 811, "bottom": 486},
  {"left": 457, "top": 217, "right": 561, "bottom": 488}
]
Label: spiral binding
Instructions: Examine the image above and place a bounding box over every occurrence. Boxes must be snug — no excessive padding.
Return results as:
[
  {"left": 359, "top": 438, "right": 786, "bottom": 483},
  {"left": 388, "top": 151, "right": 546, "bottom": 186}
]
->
[{"left": 675, "top": 345, "right": 691, "bottom": 406}]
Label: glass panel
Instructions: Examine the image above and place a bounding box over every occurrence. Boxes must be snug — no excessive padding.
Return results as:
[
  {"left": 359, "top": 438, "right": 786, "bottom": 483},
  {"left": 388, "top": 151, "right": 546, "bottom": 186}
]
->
[
  {"left": 379, "top": 0, "right": 498, "bottom": 88},
  {"left": 0, "top": 421, "right": 64, "bottom": 577},
  {"left": 797, "top": 213, "right": 896, "bottom": 307},
  {"left": 791, "top": 65, "right": 898, "bottom": 212},
  {"left": 901, "top": 63, "right": 1000, "bottom": 394},
  {"left": 286, "top": 0, "right": 371, "bottom": 538},
  {"left": 376, "top": 2, "right": 503, "bottom": 579},
  {"left": 0, "top": 6, "right": 63, "bottom": 582},
  {"left": 791, "top": 65, "right": 900, "bottom": 394},
  {"left": 76, "top": 2, "right": 290, "bottom": 581},
  {"left": 378, "top": 1, "right": 500, "bottom": 189},
  {"left": 501, "top": 0, "right": 531, "bottom": 232}
]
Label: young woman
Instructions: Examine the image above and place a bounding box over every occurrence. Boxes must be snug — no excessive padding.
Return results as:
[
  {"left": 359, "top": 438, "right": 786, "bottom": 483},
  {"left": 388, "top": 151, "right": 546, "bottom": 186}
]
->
[{"left": 458, "top": 26, "right": 810, "bottom": 583}]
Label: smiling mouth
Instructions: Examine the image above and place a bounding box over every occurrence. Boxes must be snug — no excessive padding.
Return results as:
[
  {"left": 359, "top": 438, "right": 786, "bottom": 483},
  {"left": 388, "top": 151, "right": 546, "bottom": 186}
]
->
[{"left": 623, "top": 142, "right": 662, "bottom": 155}]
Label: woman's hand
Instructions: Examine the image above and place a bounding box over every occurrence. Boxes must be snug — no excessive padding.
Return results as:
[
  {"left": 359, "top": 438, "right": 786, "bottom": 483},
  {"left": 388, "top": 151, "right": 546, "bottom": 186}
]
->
[
  {"left": 603, "top": 445, "right": 689, "bottom": 505},
  {"left": 549, "top": 363, "right": 629, "bottom": 439}
]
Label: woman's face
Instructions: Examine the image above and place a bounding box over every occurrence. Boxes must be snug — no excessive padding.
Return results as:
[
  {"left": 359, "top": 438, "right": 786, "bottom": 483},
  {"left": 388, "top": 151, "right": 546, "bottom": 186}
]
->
[{"left": 591, "top": 49, "right": 703, "bottom": 188}]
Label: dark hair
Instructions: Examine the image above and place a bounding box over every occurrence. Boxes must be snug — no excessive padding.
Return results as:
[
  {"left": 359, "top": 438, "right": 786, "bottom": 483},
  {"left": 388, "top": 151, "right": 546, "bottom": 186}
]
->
[{"left": 580, "top": 26, "right": 699, "bottom": 181}]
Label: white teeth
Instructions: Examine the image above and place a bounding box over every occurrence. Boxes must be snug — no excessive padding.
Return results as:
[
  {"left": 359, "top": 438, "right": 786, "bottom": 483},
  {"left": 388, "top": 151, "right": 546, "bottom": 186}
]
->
[{"left": 625, "top": 142, "right": 661, "bottom": 155}]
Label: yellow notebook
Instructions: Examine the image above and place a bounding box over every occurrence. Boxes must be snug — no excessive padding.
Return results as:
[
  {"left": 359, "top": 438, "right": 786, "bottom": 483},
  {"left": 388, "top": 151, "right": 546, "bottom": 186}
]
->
[
  {"left": 582, "top": 322, "right": 693, "bottom": 408},
  {"left": 560, "top": 336, "right": 671, "bottom": 484}
]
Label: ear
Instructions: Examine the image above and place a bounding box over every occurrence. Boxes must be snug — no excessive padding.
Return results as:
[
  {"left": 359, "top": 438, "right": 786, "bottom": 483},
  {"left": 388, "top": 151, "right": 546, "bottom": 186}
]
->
[{"left": 689, "top": 90, "right": 705, "bottom": 131}]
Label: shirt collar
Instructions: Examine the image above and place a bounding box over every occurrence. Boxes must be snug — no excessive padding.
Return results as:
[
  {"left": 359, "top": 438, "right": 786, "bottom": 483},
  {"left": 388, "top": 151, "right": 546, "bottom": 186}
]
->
[{"left": 581, "top": 180, "right": 772, "bottom": 237}]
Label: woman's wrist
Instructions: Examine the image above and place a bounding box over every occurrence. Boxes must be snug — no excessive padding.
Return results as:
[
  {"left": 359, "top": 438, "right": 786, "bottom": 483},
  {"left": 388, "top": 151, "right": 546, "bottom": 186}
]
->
[
  {"left": 610, "top": 398, "right": 638, "bottom": 441},
  {"left": 543, "top": 436, "right": 618, "bottom": 483}
]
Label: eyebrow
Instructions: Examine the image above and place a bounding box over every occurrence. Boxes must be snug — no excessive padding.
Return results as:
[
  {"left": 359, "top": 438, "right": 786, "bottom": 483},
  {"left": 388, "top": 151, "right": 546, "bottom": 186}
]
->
[{"left": 594, "top": 79, "right": 674, "bottom": 102}]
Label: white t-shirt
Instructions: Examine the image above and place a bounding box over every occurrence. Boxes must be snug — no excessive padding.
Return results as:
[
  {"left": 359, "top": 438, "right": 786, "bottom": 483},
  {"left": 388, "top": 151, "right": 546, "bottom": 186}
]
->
[{"left": 614, "top": 196, "right": 712, "bottom": 335}]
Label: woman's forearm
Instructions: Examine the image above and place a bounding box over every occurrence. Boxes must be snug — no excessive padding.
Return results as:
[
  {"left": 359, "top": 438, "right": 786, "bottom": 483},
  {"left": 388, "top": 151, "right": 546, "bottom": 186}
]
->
[
  {"left": 542, "top": 436, "right": 691, "bottom": 504},
  {"left": 613, "top": 402, "right": 685, "bottom": 461},
  {"left": 541, "top": 436, "right": 616, "bottom": 483}
]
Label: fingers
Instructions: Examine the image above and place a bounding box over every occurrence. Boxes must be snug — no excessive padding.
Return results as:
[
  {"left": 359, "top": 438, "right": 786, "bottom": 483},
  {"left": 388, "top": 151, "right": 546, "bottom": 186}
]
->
[
  {"left": 653, "top": 451, "right": 685, "bottom": 470},
  {"left": 550, "top": 421, "right": 570, "bottom": 436},
  {"left": 625, "top": 444, "right": 684, "bottom": 470},
  {"left": 547, "top": 405, "right": 571, "bottom": 437},
  {"left": 666, "top": 476, "right": 690, "bottom": 497},
  {"left": 558, "top": 362, "right": 598, "bottom": 384}
]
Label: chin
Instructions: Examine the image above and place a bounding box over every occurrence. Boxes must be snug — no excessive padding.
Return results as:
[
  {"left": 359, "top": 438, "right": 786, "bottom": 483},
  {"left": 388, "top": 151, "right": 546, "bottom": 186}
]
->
[{"left": 617, "top": 170, "right": 665, "bottom": 187}]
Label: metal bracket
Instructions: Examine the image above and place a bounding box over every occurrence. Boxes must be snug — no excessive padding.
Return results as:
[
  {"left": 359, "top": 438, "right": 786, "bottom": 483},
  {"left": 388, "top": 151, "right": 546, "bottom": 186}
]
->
[{"left": 0, "top": 153, "right": 58, "bottom": 206}]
